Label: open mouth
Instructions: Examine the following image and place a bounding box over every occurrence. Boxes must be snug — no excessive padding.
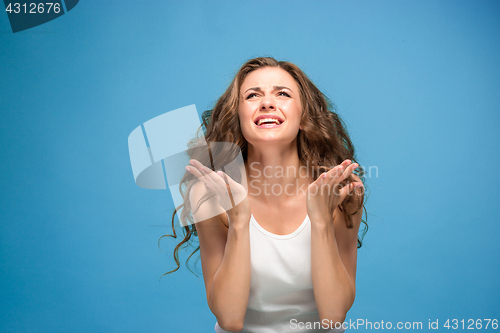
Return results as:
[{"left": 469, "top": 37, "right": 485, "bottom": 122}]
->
[{"left": 254, "top": 116, "right": 284, "bottom": 127}]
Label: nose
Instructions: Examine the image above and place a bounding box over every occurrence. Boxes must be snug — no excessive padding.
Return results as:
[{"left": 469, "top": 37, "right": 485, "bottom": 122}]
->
[{"left": 260, "top": 96, "right": 275, "bottom": 110}]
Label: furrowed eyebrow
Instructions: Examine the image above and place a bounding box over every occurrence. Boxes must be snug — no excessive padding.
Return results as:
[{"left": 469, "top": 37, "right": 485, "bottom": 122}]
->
[
  {"left": 243, "top": 86, "right": 293, "bottom": 94},
  {"left": 244, "top": 87, "right": 262, "bottom": 94},
  {"left": 273, "top": 86, "right": 292, "bottom": 92}
]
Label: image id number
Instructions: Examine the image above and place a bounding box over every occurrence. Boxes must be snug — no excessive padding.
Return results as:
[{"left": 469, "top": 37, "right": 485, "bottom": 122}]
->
[
  {"left": 6, "top": 3, "right": 61, "bottom": 14},
  {"left": 444, "top": 319, "right": 498, "bottom": 330}
]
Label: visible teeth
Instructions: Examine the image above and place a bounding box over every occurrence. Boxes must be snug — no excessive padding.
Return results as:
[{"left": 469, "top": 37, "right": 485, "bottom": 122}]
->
[{"left": 257, "top": 118, "right": 281, "bottom": 126}]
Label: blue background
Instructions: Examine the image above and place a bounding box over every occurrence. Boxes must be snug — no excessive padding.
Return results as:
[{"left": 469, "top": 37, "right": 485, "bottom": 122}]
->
[{"left": 1, "top": 1, "right": 499, "bottom": 332}]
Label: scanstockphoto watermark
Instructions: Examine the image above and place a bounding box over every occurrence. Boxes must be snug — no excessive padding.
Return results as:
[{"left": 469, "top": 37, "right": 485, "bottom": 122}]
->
[
  {"left": 290, "top": 319, "right": 424, "bottom": 330},
  {"left": 290, "top": 318, "right": 499, "bottom": 330},
  {"left": 247, "top": 161, "right": 377, "bottom": 197},
  {"left": 249, "top": 177, "right": 366, "bottom": 198},
  {"left": 247, "top": 161, "right": 379, "bottom": 180}
]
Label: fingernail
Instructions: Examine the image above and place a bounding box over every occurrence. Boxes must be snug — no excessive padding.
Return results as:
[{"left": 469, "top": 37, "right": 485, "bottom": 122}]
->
[
  {"left": 189, "top": 160, "right": 196, "bottom": 166},
  {"left": 352, "top": 163, "right": 358, "bottom": 169},
  {"left": 185, "top": 166, "right": 191, "bottom": 172}
]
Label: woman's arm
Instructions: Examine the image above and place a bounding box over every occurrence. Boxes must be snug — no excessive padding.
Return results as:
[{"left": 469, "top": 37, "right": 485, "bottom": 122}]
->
[
  {"left": 307, "top": 161, "right": 364, "bottom": 327},
  {"left": 310, "top": 196, "right": 362, "bottom": 326},
  {"left": 189, "top": 172, "right": 251, "bottom": 332}
]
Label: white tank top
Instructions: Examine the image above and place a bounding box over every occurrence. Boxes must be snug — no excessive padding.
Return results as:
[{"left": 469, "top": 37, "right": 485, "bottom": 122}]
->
[{"left": 214, "top": 214, "right": 346, "bottom": 333}]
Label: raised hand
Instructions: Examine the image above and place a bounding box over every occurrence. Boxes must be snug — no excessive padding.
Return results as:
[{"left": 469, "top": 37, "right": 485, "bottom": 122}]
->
[
  {"left": 306, "top": 159, "right": 364, "bottom": 226},
  {"left": 186, "top": 159, "right": 250, "bottom": 227}
]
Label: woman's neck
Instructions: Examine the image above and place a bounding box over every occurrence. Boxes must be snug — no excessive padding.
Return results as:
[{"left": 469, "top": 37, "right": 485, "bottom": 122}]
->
[{"left": 244, "top": 141, "right": 312, "bottom": 205}]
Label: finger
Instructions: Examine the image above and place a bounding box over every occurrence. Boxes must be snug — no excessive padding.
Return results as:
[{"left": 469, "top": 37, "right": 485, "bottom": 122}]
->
[
  {"left": 198, "top": 166, "right": 227, "bottom": 189},
  {"left": 187, "top": 162, "right": 224, "bottom": 190},
  {"left": 185, "top": 165, "right": 208, "bottom": 184},
  {"left": 312, "top": 172, "right": 327, "bottom": 186},
  {"left": 337, "top": 162, "right": 358, "bottom": 183},
  {"left": 338, "top": 182, "right": 358, "bottom": 203},
  {"left": 353, "top": 182, "right": 365, "bottom": 195},
  {"left": 186, "top": 163, "right": 236, "bottom": 213},
  {"left": 189, "top": 159, "right": 211, "bottom": 170},
  {"left": 325, "top": 165, "right": 344, "bottom": 184},
  {"left": 348, "top": 162, "right": 358, "bottom": 174},
  {"left": 185, "top": 166, "right": 219, "bottom": 201},
  {"left": 188, "top": 159, "right": 211, "bottom": 178},
  {"left": 199, "top": 169, "right": 234, "bottom": 210},
  {"left": 340, "top": 159, "right": 351, "bottom": 167},
  {"left": 344, "top": 182, "right": 365, "bottom": 199}
]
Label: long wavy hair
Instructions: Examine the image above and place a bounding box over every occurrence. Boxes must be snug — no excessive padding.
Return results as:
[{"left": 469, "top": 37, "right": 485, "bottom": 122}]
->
[{"left": 159, "top": 57, "right": 368, "bottom": 279}]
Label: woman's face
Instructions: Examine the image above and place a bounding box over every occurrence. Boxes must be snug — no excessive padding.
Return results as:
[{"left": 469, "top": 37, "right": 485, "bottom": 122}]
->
[{"left": 238, "top": 66, "right": 302, "bottom": 147}]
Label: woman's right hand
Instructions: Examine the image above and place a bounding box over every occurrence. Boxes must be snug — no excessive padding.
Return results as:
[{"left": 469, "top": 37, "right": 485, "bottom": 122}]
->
[{"left": 186, "top": 159, "right": 250, "bottom": 227}]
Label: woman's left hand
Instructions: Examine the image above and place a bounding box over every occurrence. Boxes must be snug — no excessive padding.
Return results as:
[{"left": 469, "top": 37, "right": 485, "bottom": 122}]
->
[{"left": 306, "top": 159, "right": 364, "bottom": 226}]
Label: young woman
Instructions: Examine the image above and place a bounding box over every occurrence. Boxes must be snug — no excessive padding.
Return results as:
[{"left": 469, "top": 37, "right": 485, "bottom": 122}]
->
[{"left": 163, "top": 57, "right": 367, "bottom": 332}]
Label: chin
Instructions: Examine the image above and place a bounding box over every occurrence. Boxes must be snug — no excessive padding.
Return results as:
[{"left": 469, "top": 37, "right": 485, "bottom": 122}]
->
[{"left": 246, "top": 134, "right": 298, "bottom": 147}]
